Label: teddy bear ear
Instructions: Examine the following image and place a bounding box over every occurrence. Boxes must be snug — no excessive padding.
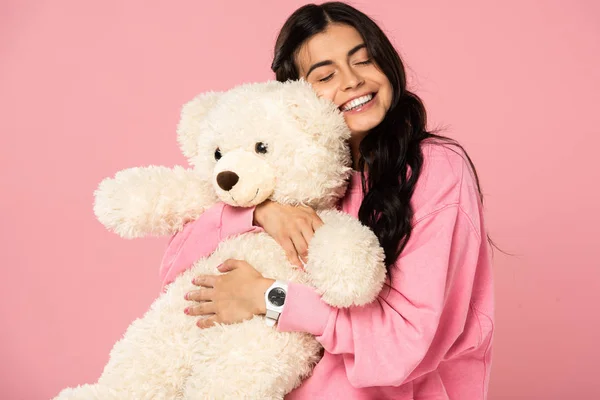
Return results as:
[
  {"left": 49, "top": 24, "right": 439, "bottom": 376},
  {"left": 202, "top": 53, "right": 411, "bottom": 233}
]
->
[
  {"left": 176, "top": 91, "right": 222, "bottom": 160},
  {"left": 284, "top": 79, "right": 351, "bottom": 143}
]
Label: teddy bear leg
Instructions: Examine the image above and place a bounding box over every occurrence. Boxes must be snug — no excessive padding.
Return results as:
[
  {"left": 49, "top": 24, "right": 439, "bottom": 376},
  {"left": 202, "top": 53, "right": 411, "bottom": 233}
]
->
[
  {"left": 89, "top": 292, "right": 202, "bottom": 399},
  {"left": 52, "top": 383, "right": 120, "bottom": 400},
  {"left": 52, "top": 289, "right": 197, "bottom": 399}
]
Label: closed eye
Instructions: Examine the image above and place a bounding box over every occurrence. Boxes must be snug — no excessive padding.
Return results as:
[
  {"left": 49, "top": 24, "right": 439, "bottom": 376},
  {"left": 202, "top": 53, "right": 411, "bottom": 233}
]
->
[{"left": 319, "top": 73, "right": 334, "bottom": 82}]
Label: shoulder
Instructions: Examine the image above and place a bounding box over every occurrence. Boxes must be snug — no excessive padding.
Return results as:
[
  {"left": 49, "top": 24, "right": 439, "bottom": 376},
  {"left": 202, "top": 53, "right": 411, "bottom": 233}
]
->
[{"left": 412, "top": 141, "right": 483, "bottom": 230}]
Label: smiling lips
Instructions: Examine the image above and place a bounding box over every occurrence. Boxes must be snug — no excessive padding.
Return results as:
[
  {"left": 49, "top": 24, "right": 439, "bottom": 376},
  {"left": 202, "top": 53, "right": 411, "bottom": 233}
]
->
[{"left": 340, "top": 93, "right": 375, "bottom": 112}]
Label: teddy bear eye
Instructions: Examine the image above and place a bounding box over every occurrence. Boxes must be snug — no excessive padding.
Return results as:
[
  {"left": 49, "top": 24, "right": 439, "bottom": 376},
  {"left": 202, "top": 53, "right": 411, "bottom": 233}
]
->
[
  {"left": 214, "top": 148, "right": 222, "bottom": 161},
  {"left": 255, "top": 142, "right": 268, "bottom": 154}
]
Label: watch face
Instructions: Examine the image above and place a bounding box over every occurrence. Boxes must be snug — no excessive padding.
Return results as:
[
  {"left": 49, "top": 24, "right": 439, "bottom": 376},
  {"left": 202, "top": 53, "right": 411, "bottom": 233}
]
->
[{"left": 268, "top": 287, "right": 286, "bottom": 307}]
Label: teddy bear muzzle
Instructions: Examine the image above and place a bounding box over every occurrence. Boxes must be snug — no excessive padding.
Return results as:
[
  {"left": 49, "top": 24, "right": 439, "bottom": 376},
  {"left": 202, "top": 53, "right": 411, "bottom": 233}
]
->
[{"left": 212, "top": 149, "right": 276, "bottom": 207}]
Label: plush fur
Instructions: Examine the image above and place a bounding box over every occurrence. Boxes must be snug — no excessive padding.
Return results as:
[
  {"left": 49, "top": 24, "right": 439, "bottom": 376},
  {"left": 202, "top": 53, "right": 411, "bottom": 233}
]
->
[{"left": 54, "top": 80, "right": 386, "bottom": 399}]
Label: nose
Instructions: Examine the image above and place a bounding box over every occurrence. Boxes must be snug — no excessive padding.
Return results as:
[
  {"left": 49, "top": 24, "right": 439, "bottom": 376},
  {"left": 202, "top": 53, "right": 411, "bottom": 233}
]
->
[
  {"left": 341, "top": 67, "right": 364, "bottom": 91},
  {"left": 216, "top": 171, "right": 239, "bottom": 191}
]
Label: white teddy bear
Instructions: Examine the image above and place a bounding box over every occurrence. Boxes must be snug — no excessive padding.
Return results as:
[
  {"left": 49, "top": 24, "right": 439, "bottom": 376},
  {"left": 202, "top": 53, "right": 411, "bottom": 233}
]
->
[{"left": 54, "top": 80, "right": 386, "bottom": 399}]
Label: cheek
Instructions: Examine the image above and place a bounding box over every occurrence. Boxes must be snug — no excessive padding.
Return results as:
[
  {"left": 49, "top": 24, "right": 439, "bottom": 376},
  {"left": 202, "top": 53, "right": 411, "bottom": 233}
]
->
[
  {"left": 384, "top": 86, "right": 393, "bottom": 107},
  {"left": 313, "top": 86, "right": 337, "bottom": 103},
  {"left": 379, "top": 81, "right": 393, "bottom": 108}
]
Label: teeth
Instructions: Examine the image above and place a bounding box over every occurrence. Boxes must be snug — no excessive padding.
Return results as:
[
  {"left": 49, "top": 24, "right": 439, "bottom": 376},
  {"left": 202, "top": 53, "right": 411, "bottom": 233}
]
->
[{"left": 342, "top": 94, "right": 373, "bottom": 111}]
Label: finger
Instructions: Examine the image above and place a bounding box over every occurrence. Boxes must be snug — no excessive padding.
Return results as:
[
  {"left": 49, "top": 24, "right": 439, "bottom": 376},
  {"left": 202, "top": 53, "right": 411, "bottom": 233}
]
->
[
  {"left": 217, "top": 259, "right": 243, "bottom": 273},
  {"left": 197, "top": 316, "right": 218, "bottom": 329},
  {"left": 185, "top": 301, "right": 216, "bottom": 316},
  {"left": 185, "top": 288, "right": 214, "bottom": 302},
  {"left": 281, "top": 237, "right": 303, "bottom": 269},
  {"left": 290, "top": 231, "right": 309, "bottom": 265},
  {"left": 310, "top": 213, "right": 324, "bottom": 231},
  {"left": 192, "top": 275, "right": 217, "bottom": 288},
  {"left": 299, "top": 224, "right": 315, "bottom": 255}
]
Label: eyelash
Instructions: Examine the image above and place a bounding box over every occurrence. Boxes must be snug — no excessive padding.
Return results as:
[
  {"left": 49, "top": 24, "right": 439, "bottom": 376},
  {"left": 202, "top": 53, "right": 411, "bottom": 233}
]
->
[{"left": 317, "top": 59, "right": 372, "bottom": 83}]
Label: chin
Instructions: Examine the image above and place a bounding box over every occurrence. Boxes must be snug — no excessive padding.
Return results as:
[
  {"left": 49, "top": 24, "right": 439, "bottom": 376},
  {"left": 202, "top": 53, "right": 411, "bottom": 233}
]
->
[
  {"left": 347, "top": 119, "right": 383, "bottom": 135},
  {"left": 345, "top": 112, "right": 386, "bottom": 134}
]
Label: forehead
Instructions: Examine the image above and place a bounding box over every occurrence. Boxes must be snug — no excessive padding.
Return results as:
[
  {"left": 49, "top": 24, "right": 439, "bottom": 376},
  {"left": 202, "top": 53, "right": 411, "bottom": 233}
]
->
[{"left": 296, "top": 24, "right": 365, "bottom": 72}]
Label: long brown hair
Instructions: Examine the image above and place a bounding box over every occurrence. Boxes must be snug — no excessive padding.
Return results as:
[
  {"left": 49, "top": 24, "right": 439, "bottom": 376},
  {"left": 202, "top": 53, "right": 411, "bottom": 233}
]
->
[{"left": 272, "top": 2, "right": 489, "bottom": 272}]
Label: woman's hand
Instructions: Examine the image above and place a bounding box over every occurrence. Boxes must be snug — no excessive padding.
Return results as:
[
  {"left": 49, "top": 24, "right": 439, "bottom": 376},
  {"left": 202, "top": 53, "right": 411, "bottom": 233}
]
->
[
  {"left": 253, "top": 199, "right": 324, "bottom": 268},
  {"left": 185, "top": 259, "right": 274, "bottom": 329}
]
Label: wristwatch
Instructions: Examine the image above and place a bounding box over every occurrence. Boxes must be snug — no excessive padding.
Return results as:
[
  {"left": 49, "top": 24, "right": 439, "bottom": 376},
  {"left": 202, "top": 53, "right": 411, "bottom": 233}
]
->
[{"left": 264, "top": 280, "right": 288, "bottom": 327}]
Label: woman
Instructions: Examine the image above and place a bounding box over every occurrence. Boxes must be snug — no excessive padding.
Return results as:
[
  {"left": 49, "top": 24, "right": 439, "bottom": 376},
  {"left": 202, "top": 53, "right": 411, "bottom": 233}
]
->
[{"left": 181, "top": 2, "right": 494, "bottom": 399}]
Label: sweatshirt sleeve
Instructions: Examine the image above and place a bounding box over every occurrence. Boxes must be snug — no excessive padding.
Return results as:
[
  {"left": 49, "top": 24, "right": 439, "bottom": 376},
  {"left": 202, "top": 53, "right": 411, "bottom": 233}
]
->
[
  {"left": 160, "top": 203, "right": 259, "bottom": 288},
  {"left": 276, "top": 202, "right": 484, "bottom": 388},
  {"left": 219, "top": 204, "right": 260, "bottom": 239}
]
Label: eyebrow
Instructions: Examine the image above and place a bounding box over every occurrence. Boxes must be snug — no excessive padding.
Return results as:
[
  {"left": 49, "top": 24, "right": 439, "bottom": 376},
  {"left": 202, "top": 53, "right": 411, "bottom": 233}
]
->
[{"left": 305, "top": 43, "right": 367, "bottom": 78}]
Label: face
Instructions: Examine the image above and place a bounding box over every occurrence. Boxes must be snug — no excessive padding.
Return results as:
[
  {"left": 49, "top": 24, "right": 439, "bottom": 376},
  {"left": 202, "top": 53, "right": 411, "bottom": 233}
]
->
[{"left": 296, "top": 23, "right": 393, "bottom": 140}]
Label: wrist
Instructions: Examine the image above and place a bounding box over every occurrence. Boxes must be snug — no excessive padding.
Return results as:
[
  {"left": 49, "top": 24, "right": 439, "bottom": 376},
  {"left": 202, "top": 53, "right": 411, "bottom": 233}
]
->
[
  {"left": 253, "top": 199, "right": 273, "bottom": 227},
  {"left": 252, "top": 203, "right": 264, "bottom": 227}
]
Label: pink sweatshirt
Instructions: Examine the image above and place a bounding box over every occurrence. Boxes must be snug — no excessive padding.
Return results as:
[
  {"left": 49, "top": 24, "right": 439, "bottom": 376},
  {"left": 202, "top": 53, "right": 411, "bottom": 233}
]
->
[{"left": 160, "top": 143, "right": 494, "bottom": 399}]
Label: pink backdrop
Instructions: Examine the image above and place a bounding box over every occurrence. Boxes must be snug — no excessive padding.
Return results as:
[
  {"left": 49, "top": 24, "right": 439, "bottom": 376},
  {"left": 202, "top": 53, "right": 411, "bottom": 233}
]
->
[{"left": 1, "top": 0, "right": 599, "bottom": 398}]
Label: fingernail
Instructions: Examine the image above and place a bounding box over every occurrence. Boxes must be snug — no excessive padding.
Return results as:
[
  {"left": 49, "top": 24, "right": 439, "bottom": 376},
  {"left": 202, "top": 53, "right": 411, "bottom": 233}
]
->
[
  {"left": 184, "top": 293, "right": 189, "bottom": 300},
  {"left": 184, "top": 307, "right": 190, "bottom": 314}
]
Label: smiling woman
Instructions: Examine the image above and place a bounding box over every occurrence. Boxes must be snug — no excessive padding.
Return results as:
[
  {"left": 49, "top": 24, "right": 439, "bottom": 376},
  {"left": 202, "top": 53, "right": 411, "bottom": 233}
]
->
[{"left": 182, "top": 2, "right": 495, "bottom": 399}]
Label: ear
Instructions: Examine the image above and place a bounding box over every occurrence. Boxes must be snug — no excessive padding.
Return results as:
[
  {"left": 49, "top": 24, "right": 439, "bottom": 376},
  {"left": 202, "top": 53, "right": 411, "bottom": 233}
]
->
[
  {"left": 283, "top": 80, "right": 351, "bottom": 144},
  {"left": 176, "top": 91, "right": 222, "bottom": 160}
]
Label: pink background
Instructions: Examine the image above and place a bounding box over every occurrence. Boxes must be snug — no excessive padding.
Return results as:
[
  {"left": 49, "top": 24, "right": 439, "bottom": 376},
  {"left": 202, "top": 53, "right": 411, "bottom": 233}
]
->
[{"left": 1, "top": 0, "right": 599, "bottom": 398}]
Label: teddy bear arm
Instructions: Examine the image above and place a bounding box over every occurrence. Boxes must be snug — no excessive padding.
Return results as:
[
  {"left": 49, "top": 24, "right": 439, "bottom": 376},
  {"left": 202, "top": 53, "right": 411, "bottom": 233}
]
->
[
  {"left": 93, "top": 165, "right": 217, "bottom": 238},
  {"left": 304, "top": 209, "right": 387, "bottom": 308}
]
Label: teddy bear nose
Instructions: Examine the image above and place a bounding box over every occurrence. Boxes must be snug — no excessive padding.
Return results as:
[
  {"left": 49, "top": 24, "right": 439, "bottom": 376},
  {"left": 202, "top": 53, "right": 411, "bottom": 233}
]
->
[{"left": 216, "top": 171, "right": 239, "bottom": 191}]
